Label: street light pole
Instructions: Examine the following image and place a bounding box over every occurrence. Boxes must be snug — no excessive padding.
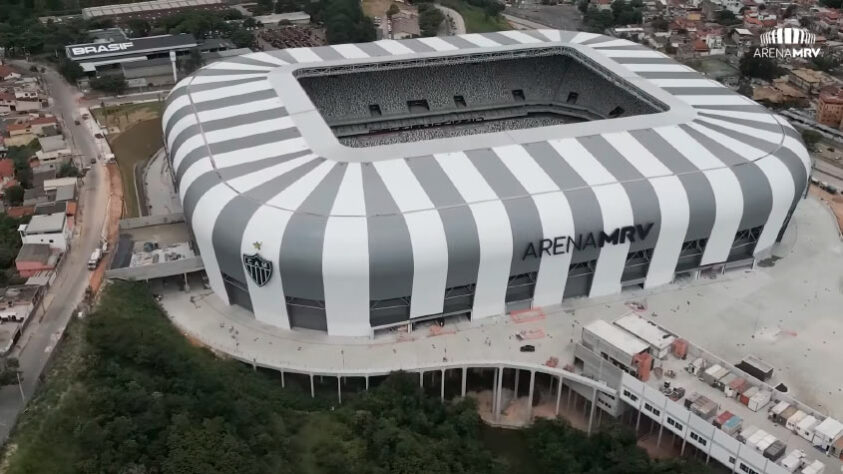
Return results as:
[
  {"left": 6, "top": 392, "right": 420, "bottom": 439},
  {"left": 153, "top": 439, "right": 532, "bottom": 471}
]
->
[{"left": 16, "top": 372, "right": 25, "bottom": 403}]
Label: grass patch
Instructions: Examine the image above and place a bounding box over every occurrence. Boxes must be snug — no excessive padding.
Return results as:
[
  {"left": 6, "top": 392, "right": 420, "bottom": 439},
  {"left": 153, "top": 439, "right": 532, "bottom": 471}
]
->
[
  {"left": 439, "top": 0, "right": 510, "bottom": 32},
  {"left": 108, "top": 119, "right": 163, "bottom": 218},
  {"left": 92, "top": 102, "right": 164, "bottom": 135}
]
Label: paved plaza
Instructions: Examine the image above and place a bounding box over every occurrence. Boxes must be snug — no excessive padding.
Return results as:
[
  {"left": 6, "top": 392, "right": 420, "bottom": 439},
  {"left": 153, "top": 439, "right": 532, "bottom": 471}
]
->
[{"left": 158, "top": 195, "right": 843, "bottom": 418}]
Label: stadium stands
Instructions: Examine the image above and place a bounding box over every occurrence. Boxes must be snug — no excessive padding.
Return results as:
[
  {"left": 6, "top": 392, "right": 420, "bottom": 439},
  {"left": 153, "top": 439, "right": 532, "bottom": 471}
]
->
[{"left": 297, "top": 51, "right": 660, "bottom": 146}]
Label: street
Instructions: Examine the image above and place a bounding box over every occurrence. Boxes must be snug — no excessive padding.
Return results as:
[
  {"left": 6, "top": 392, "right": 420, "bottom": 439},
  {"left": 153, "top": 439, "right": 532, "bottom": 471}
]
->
[{"left": 0, "top": 61, "right": 111, "bottom": 443}]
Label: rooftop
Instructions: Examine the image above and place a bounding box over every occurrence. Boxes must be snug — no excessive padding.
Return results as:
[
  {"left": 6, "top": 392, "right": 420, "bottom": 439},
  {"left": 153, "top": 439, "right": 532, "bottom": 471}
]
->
[
  {"left": 37, "top": 135, "right": 67, "bottom": 153},
  {"left": 584, "top": 319, "right": 650, "bottom": 356},
  {"left": 15, "top": 243, "right": 51, "bottom": 264},
  {"left": 24, "top": 213, "right": 65, "bottom": 234},
  {"left": 82, "top": 0, "right": 221, "bottom": 18},
  {"left": 613, "top": 313, "right": 675, "bottom": 350}
]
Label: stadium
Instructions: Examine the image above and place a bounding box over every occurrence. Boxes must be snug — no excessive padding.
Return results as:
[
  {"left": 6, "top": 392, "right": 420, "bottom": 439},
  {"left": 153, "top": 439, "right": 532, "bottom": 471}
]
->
[{"left": 162, "top": 30, "right": 810, "bottom": 337}]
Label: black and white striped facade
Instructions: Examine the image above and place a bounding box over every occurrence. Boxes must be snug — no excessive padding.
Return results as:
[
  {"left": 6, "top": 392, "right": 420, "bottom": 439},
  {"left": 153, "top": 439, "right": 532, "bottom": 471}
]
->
[{"left": 162, "top": 30, "right": 810, "bottom": 337}]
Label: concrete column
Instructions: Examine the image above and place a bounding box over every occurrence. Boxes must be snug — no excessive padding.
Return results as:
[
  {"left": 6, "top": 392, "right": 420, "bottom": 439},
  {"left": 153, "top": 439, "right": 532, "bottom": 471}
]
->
[
  {"left": 555, "top": 376, "right": 562, "bottom": 416},
  {"left": 657, "top": 423, "right": 663, "bottom": 447},
  {"left": 526, "top": 370, "right": 536, "bottom": 422},
  {"left": 635, "top": 409, "right": 642, "bottom": 432},
  {"left": 280, "top": 371, "right": 285, "bottom": 388},
  {"left": 461, "top": 367, "right": 467, "bottom": 397},
  {"left": 491, "top": 368, "right": 498, "bottom": 416},
  {"left": 440, "top": 369, "right": 445, "bottom": 402},
  {"left": 495, "top": 367, "right": 504, "bottom": 421},
  {"left": 587, "top": 386, "right": 597, "bottom": 435},
  {"left": 567, "top": 383, "right": 573, "bottom": 411},
  {"left": 337, "top": 376, "right": 342, "bottom": 404},
  {"left": 310, "top": 374, "right": 315, "bottom": 398},
  {"left": 513, "top": 369, "right": 520, "bottom": 399},
  {"left": 365, "top": 376, "right": 369, "bottom": 391},
  {"left": 420, "top": 371, "right": 424, "bottom": 388},
  {"left": 680, "top": 437, "right": 687, "bottom": 456}
]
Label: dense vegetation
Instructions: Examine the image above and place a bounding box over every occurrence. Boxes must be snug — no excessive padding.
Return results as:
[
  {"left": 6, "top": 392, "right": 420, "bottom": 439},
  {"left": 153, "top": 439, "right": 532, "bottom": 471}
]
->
[
  {"left": 577, "top": 0, "right": 644, "bottom": 31},
  {"left": 739, "top": 52, "right": 783, "bottom": 81},
  {"left": 418, "top": 3, "right": 446, "bottom": 37},
  {"left": 307, "top": 0, "right": 376, "bottom": 44},
  {"left": 0, "top": 213, "right": 28, "bottom": 285},
  {"left": 5, "top": 281, "right": 712, "bottom": 473}
]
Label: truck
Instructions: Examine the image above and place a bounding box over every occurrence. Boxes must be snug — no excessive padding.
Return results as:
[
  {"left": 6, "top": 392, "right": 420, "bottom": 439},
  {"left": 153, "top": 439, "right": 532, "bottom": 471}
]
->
[{"left": 88, "top": 248, "right": 102, "bottom": 270}]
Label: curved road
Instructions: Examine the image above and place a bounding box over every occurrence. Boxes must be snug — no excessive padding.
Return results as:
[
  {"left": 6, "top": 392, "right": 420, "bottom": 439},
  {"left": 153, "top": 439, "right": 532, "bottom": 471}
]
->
[
  {"left": 0, "top": 61, "right": 110, "bottom": 443},
  {"left": 435, "top": 4, "right": 466, "bottom": 35}
]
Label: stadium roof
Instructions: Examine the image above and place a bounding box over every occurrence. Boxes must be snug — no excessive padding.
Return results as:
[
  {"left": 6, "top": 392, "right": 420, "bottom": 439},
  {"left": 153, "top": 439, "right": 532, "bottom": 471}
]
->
[
  {"left": 82, "top": 0, "right": 221, "bottom": 19},
  {"left": 163, "top": 31, "right": 810, "bottom": 310}
]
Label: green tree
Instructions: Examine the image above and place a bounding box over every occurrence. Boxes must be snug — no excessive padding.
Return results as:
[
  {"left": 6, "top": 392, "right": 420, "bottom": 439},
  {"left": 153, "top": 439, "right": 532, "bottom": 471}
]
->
[
  {"left": 811, "top": 55, "right": 839, "bottom": 73},
  {"left": 387, "top": 3, "right": 400, "bottom": 17},
  {"left": 418, "top": 4, "right": 445, "bottom": 37},
  {"left": 4, "top": 185, "right": 24, "bottom": 206},
  {"left": 126, "top": 18, "right": 151, "bottom": 37},
  {"left": 717, "top": 9, "right": 737, "bottom": 25},
  {"left": 58, "top": 59, "right": 84, "bottom": 84},
  {"left": 229, "top": 28, "right": 254, "bottom": 48},
  {"left": 57, "top": 162, "right": 79, "bottom": 178},
  {"left": 802, "top": 129, "right": 822, "bottom": 152},
  {"left": 90, "top": 74, "right": 128, "bottom": 95},
  {"left": 739, "top": 53, "right": 781, "bottom": 81}
]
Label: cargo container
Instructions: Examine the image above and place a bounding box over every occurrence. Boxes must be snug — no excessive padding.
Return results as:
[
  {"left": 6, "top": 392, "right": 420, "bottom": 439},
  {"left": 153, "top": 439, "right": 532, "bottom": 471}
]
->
[
  {"left": 811, "top": 417, "right": 843, "bottom": 451},
  {"left": 740, "top": 386, "right": 759, "bottom": 405},
  {"left": 775, "top": 405, "right": 799, "bottom": 425},
  {"left": 582, "top": 321, "right": 650, "bottom": 374},
  {"left": 736, "top": 355, "right": 774, "bottom": 382},
  {"left": 721, "top": 373, "right": 738, "bottom": 396},
  {"left": 702, "top": 364, "right": 724, "bottom": 385},
  {"left": 748, "top": 390, "right": 772, "bottom": 412},
  {"left": 796, "top": 415, "right": 819, "bottom": 442},
  {"left": 715, "top": 411, "right": 734, "bottom": 428},
  {"left": 712, "top": 368, "right": 730, "bottom": 389},
  {"left": 764, "top": 440, "right": 786, "bottom": 461},
  {"left": 747, "top": 429, "right": 769, "bottom": 448},
  {"left": 686, "top": 357, "right": 706, "bottom": 376},
  {"left": 684, "top": 392, "right": 701, "bottom": 410},
  {"left": 723, "top": 415, "right": 743, "bottom": 436},
  {"left": 800, "top": 459, "right": 825, "bottom": 474},
  {"left": 613, "top": 314, "right": 676, "bottom": 359},
  {"left": 780, "top": 449, "right": 806, "bottom": 473},
  {"left": 770, "top": 401, "right": 790, "bottom": 419},
  {"left": 738, "top": 425, "right": 759, "bottom": 443},
  {"left": 672, "top": 338, "right": 688, "bottom": 359},
  {"left": 787, "top": 411, "right": 808, "bottom": 431},
  {"left": 691, "top": 395, "right": 718, "bottom": 420},
  {"left": 756, "top": 433, "right": 776, "bottom": 452},
  {"left": 730, "top": 377, "right": 749, "bottom": 398}
]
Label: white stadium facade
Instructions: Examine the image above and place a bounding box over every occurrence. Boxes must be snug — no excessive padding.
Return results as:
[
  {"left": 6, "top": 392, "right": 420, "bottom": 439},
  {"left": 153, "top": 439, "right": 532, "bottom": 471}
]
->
[{"left": 162, "top": 30, "right": 810, "bottom": 337}]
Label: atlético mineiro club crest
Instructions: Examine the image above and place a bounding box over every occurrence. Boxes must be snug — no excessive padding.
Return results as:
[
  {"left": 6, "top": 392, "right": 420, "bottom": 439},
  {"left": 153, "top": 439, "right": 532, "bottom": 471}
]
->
[{"left": 243, "top": 242, "right": 272, "bottom": 287}]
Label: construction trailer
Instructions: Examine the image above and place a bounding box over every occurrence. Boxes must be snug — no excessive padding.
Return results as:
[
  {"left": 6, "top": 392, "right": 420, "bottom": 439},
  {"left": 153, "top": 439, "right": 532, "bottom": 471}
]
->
[{"left": 581, "top": 320, "right": 651, "bottom": 376}]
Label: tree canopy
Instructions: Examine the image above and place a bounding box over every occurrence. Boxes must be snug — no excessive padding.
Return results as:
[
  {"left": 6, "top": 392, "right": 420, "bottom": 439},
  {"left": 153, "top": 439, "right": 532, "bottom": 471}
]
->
[
  {"left": 5, "top": 282, "right": 713, "bottom": 473},
  {"left": 739, "top": 53, "right": 782, "bottom": 81}
]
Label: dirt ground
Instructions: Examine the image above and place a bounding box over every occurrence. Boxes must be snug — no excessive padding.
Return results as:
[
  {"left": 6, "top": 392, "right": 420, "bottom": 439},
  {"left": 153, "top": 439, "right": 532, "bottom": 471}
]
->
[
  {"left": 89, "top": 163, "right": 123, "bottom": 294},
  {"left": 108, "top": 120, "right": 164, "bottom": 218},
  {"left": 92, "top": 102, "right": 163, "bottom": 139},
  {"left": 809, "top": 184, "right": 843, "bottom": 235}
]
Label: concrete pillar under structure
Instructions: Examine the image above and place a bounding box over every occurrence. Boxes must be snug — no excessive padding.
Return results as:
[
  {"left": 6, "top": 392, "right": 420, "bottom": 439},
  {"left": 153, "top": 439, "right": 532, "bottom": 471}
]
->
[
  {"left": 495, "top": 366, "right": 504, "bottom": 421},
  {"left": 461, "top": 367, "right": 467, "bottom": 397},
  {"left": 587, "top": 386, "right": 597, "bottom": 436},
  {"left": 526, "top": 370, "right": 535, "bottom": 422},
  {"left": 513, "top": 369, "right": 520, "bottom": 399},
  {"left": 280, "top": 371, "right": 285, "bottom": 388},
  {"left": 440, "top": 369, "right": 445, "bottom": 402},
  {"left": 635, "top": 409, "right": 642, "bottom": 433},
  {"left": 555, "top": 376, "right": 562, "bottom": 416},
  {"left": 420, "top": 371, "right": 424, "bottom": 388},
  {"left": 337, "top": 376, "right": 342, "bottom": 404},
  {"left": 310, "top": 374, "right": 315, "bottom": 398},
  {"left": 657, "top": 423, "right": 663, "bottom": 447},
  {"left": 365, "top": 376, "right": 369, "bottom": 391},
  {"left": 567, "top": 382, "right": 573, "bottom": 411}
]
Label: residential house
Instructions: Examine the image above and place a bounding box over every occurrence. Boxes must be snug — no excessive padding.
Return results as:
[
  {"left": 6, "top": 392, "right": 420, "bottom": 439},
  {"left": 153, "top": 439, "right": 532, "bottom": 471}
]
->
[
  {"left": 790, "top": 68, "right": 837, "bottom": 94},
  {"left": 34, "top": 135, "right": 71, "bottom": 170},
  {"left": 17, "top": 212, "right": 70, "bottom": 251},
  {"left": 0, "top": 65, "right": 21, "bottom": 81},
  {"left": 0, "top": 92, "right": 14, "bottom": 116},
  {"left": 15, "top": 243, "right": 58, "bottom": 277},
  {"left": 817, "top": 86, "right": 843, "bottom": 128}
]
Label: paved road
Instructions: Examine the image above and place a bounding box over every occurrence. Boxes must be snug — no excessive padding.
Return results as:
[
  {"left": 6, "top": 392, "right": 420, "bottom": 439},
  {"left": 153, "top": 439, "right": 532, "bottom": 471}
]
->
[
  {"left": 504, "top": 5, "right": 583, "bottom": 31},
  {"left": 0, "top": 61, "right": 110, "bottom": 443},
  {"left": 80, "top": 90, "right": 168, "bottom": 109},
  {"left": 144, "top": 148, "right": 182, "bottom": 216},
  {"left": 435, "top": 5, "right": 466, "bottom": 35}
]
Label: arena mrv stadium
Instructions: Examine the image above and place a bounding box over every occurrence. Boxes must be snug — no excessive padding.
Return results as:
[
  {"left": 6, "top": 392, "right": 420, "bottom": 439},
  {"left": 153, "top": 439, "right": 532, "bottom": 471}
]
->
[{"left": 162, "top": 30, "right": 810, "bottom": 337}]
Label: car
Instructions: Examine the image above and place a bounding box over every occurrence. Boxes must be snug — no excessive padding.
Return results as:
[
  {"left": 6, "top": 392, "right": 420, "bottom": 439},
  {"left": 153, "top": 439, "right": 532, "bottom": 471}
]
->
[
  {"left": 74, "top": 119, "right": 80, "bottom": 125},
  {"left": 94, "top": 133, "right": 103, "bottom": 139},
  {"left": 90, "top": 158, "right": 96, "bottom": 164},
  {"left": 520, "top": 345, "right": 535, "bottom": 353}
]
